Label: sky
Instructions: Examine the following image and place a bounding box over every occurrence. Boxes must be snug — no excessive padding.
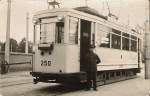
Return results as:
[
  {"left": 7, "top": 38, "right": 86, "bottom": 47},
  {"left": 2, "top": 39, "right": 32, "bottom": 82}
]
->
[{"left": 0, "top": 0, "right": 149, "bottom": 42}]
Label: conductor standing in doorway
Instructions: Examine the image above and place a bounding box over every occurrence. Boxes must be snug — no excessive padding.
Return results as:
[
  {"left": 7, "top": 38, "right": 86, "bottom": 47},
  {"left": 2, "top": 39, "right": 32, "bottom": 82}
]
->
[{"left": 85, "top": 45, "right": 101, "bottom": 91}]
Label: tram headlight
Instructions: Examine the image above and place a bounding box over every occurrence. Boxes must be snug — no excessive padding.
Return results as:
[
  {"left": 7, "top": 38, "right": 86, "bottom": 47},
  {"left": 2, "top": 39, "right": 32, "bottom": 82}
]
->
[
  {"left": 57, "top": 15, "right": 64, "bottom": 21},
  {"left": 33, "top": 18, "right": 40, "bottom": 24}
]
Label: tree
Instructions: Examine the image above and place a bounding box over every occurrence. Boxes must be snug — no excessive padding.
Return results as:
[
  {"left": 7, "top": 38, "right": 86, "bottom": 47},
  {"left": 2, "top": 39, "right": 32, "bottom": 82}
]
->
[
  {"left": 10, "top": 38, "right": 18, "bottom": 52},
  {"left": 18, "top": 38, "right": 26, "bottom": 53},
  {"left": 0, "top": 41, "right": 5, "bottom": 51},
  {"left": 28, "top": 41, "right": 33, "bottom": 53},
  {"left": 18, "top": 38, "right": 33, "bottom": 53},
  {"left": 0, "top": 38, "right": 18, "bottom": 52}
]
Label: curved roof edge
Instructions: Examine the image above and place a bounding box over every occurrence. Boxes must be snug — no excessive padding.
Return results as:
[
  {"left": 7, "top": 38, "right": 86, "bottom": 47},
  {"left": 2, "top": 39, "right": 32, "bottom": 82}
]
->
[{"left": 74, "top": 6, "right": 107, "bottom": 20}]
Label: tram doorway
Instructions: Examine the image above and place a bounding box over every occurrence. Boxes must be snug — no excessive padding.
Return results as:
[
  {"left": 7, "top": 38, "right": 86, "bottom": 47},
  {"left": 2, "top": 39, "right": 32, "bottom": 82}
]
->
[{"left": 80, "top": 20, "right": 91, "bottom": 71}]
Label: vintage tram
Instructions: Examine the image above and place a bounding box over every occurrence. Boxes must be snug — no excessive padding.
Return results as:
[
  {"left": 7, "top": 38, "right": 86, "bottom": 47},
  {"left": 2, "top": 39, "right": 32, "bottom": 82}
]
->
[{"left": 30, "top": 7, "right": 142, "bottom": 85}]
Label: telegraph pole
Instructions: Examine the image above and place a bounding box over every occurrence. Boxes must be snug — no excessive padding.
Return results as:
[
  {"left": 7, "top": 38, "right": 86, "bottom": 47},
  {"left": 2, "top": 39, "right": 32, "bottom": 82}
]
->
[
  {"left": 145, "top": 0, "right": 150, "bottom": 79},
  {"left": 25, "top": 12, "right": 29, "bottom": 54},
  {"left": 5, "top": 0, "right": 11, "bottom": 63},
  {"left": 85, "top": 0, "right": 88, "bottom": 7},
  {"left": 145, "top": 20, "right": 150, "bottom": 79}
]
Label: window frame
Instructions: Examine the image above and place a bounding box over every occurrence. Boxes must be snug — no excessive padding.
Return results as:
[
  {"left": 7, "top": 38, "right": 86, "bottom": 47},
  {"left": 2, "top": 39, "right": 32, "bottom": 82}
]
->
[
  {"left": 96, "top": 23, "right": 111, "bottom": 48},
  {"left": 111, "top": 29, "right": 121, "bottom": 49},
  {"left": 122, "top": 32, "right": 130, "bottom": 51},
  {"left": 68, "top": 17, "right": 79, "bottom": 44},
  {"left": 37, "top": 17, "right": 65, "bottom": 44},
  {"left": 130, "top": 35, "right": 137, "bottom": 52},
  {"left": 95, "top": 23, "right": 138, "bottom": 52},
  {"left": 55, "top": 22, "right": 65, "bottom": 44}
]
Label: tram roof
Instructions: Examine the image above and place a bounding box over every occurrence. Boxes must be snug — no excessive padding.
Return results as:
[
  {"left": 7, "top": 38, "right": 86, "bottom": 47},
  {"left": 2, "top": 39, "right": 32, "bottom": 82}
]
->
[
  {"left": 34, "top": 7, "right": 140, "bottom": 36},
  {"left": 74, "top": 7, "right": 108, "bottom": 20}
]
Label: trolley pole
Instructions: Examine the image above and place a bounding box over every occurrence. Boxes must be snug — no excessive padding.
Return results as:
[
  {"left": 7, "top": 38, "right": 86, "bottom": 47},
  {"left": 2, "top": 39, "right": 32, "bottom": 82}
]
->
[
  {"left": 5, "top": 0, "right": 11, "bottom": 64},
  {"left": 25, "top": 12, "right": 29, "bottom": 54}
]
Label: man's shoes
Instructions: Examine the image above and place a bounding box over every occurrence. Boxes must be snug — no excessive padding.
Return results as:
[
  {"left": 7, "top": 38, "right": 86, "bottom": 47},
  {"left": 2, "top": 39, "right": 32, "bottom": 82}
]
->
[
  {"left": 85, "top": 87, "right": 90, "bottom": 91},
  {"left": 93, "top": 88, "right": 97, "bottom": 91}
]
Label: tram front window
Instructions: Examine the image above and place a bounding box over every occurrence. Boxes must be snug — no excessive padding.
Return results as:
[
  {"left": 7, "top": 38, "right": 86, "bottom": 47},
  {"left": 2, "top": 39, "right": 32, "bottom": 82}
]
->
[
  {"left": 36, "top": 22, "right": 64, "bottom": 44},
  {"left": 40, "top": 22, "right": 64, "bottom": 44},
  {"left": 34, "top": 18, "right": 65, "bottom": 44},
  {"left": 55, "top": 22, "right": 64, "bottom": 43},
  {"left": 40, "top": 23, "right": 56, "bottom": 43}
]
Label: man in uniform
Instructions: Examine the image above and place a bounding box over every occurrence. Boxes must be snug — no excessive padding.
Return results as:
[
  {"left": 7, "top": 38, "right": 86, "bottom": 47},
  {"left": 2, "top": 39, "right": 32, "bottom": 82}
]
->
[{"left": 85, "top": 45, "right": 101, "bottom": 91}]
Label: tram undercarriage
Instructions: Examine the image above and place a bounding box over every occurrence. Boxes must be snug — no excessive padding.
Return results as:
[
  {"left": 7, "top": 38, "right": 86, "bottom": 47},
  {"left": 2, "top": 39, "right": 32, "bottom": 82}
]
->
[
  {"left": 96, "top": 68, "right": 140, "bottom": 86},
  {"left": 31, "top": 68, "right": 140, "bottom": 86}
]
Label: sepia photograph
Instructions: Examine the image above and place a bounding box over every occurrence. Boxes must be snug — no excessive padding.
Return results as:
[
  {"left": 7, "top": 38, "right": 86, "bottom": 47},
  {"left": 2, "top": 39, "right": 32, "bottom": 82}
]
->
[{"left": 0, "top": 0, "right": 150, "bottom": 96}]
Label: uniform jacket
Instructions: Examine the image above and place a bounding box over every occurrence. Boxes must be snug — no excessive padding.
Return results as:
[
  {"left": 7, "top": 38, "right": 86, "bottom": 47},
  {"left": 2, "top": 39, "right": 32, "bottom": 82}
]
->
[{"left": 85, "top": 50, "right": 101, "bottom": 73}]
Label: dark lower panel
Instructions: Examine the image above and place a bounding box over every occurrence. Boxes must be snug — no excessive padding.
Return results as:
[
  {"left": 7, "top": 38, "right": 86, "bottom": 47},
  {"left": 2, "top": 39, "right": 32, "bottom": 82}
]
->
[{"left": 30, "top": 72, "right": 86, "bottom": 84}]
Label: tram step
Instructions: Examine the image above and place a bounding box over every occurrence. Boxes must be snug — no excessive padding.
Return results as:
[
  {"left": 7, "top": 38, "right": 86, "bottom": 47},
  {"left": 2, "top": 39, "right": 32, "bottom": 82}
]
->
[{"left": 97, "top": 81, "right": 105, "bottom": 86}]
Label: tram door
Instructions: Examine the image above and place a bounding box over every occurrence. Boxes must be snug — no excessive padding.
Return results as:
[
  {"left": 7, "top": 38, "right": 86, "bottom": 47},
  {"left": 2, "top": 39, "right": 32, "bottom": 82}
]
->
[{"left": 80, "top": 20, "right": 91, "bottom": 71}]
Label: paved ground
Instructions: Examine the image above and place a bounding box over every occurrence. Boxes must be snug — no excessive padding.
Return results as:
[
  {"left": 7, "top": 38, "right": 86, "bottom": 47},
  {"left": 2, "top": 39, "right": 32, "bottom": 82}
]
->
[
  {"left": 0, "top": 71, "right": 32, "bottom": 87},
  {"left": 0, "top": 70, "right": 150, "bottom": 96}
]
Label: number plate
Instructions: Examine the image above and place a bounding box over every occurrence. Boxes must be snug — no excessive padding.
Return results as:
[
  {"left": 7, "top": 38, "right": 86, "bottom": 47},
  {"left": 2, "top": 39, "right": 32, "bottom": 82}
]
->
[{"left": 41, "top": 60, "right": 51, "bottom": 66}]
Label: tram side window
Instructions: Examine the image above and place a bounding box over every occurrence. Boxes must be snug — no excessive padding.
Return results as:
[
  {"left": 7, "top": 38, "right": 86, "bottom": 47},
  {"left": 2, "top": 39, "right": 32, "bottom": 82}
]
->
[
  {"left": 69, "top": 18, "right": 78, "bottom": 44},
  {"left": 99, "top": 32, "right": 110, "bottom": 48},
  {"left": 97, "top": 24, "right": 111, "bottom": 48},
  {"left": 122, "top": 33, "right": 129, "bottom": 50},
  {"left": 55, "top": 22, "right": 64, "bottom": 43},
  {"left": 111, "top": 34, "right": 121, "bottom": 49},
  {"left": 131, "top": 35, "right": 137, "bottom": 52},
  {"left": 122, "top": 38, "right": 129, "bottom": 50},
  {"left": 138, "top": 38, "right": 141, "bottom": 52}
]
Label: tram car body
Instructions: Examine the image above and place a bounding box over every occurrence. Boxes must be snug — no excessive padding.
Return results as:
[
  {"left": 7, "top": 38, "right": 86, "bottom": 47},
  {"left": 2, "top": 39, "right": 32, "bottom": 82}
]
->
[{"left": 31, "top": 7, "right": 141, "bottom": 84}]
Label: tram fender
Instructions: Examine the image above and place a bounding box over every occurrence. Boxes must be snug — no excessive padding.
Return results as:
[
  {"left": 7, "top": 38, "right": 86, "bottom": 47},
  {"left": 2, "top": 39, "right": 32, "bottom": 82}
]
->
[{"left": 30, "top": 71, "right": 87, "bottom": 83}]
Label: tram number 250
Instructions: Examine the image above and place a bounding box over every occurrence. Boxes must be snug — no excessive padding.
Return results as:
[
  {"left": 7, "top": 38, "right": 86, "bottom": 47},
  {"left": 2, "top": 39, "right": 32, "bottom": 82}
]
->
[{"left": 41, "top": 60, "right": 51, "bottom": 66}]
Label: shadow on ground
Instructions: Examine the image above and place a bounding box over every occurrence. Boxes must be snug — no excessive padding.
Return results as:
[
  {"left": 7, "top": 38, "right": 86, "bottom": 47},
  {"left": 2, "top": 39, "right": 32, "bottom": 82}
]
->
[{"left": 26, "top": 83, "right": 86, "bottom": 96}]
